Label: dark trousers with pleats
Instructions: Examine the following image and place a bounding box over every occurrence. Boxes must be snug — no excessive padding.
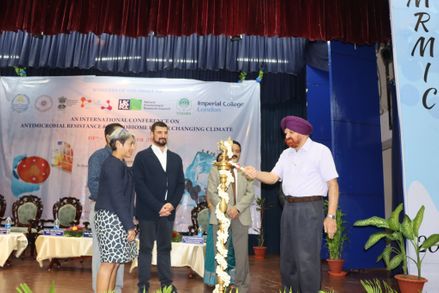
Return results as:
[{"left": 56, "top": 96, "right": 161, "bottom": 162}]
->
[
  {"left": 138, "top": 218, "right": 173, "bottom": 292},
  {"left": 280, "top": 200, "right": 323, "bottom": 293}
]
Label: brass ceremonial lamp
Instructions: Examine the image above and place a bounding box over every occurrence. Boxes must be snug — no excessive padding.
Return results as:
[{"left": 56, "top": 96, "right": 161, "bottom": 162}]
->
[{"left": 214, "top": 138, "right": 233, "bottom": 293}]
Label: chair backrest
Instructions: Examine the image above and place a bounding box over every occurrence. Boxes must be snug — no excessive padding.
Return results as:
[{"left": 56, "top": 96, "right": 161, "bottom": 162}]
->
[
  {"left": 197, "top": 207, "right": 209, "bottom": 234},
  {"left": 12, "top": 195, "right": 43, "bottom": 227},
  {"left": 0, "top": 194, "right": 6, "bottom": 218},
  {"left": 53, "top": 197, "right": 82, "bottom": 227},
  {"left": 188, "top": 201, "right": 208, "bottom": 234}
]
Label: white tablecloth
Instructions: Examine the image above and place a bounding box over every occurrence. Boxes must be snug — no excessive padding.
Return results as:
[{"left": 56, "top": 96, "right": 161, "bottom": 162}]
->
[
  {"left": 34, "top": 235, "right": 205, "bottom": 276},
  {"left": 0, "top": 232, "right": 28, "bottom": 266},
  {"left": 35, "top": 235, "right": 93, "bottom": 267},
  {"left": 130, "top": 242, "right": 206, "bottom": 277}
]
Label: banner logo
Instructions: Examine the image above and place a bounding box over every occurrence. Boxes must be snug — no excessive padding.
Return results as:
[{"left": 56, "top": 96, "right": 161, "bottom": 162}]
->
[
  {"left": 35, "top": 95, "right": 53, "bottom": 112},
  {"left": 57, "top": 96, "right": 79, "bottom": 110},
  {"left": 176, "top": 98, "right": 192, "bottom": 115},
  {"left": 11, "top": 94, "right": 30, "bottom": 113},
  {"left": 80, "top": 96, "right": 92, "bottom": 108},
  {"left": 118, "top": 98, "right": 142, "bottom": 110},
  {"left": 100, "top": 100, "right": 113, "bottom": 111}
]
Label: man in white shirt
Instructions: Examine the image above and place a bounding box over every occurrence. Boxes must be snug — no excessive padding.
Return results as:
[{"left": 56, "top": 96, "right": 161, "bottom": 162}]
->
[
  {"left": 133, "top": 121, "right": 185, "bottom": 293},
  {"left": 243, "top": 115, "right": 339, "bottom": 293}
]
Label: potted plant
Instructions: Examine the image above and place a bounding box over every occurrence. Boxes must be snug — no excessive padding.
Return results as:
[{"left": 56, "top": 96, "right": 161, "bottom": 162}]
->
[
  {"left": 354, "top": 203, "right": 439, "bottom": 293},
  {"left": 253, "top": 196, "right": 267, "bottom": 259},
  {"left": 325, "top": 206, "right": 348, "bottom": 277}
]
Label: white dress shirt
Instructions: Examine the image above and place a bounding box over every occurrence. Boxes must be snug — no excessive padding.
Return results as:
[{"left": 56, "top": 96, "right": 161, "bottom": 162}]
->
[
  {"left": 271, "top": 138, "right": 338, "bottom": 197},
  {"left": 151, "top": 144, "right": 168, "bottom": 199}
]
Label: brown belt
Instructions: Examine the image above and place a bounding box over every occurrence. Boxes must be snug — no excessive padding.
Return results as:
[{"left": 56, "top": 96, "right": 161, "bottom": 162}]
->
[{"left": 285, "top": 196, "right": 323, "bottom": 203}]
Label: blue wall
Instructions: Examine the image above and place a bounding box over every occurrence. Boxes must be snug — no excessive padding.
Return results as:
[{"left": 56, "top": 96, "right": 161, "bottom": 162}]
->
[{"left": 307, "top": 41, "right": 386, "bottom": 269}]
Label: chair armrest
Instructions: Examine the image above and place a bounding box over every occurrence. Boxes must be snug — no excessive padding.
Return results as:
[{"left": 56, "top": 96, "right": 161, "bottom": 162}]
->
[
  {"left": 71, "top": 219, "right": 80, "bottom": 226},
  {"left": 27, "top": 219, "right": 42, "bottom": 233},
  {"left": 187, "top": 226, "right": 196, "bottom": 236},
  {"left": 82, "top": 221, "right": 90, "bottom": 230},
  {"left": 39, "top": 219, "right": 55, "bottom": 230}
]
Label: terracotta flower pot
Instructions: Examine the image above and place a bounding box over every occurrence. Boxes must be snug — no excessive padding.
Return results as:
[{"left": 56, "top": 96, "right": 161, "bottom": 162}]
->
[
  {"left": 326, "top": 259, "right": 347, "bottom": 277},
  {"left": 253, "top": 246, "right": 267, "bottom": 259},
  {"left": 394, "top": 274, "right": 427, "bottom": 293}
]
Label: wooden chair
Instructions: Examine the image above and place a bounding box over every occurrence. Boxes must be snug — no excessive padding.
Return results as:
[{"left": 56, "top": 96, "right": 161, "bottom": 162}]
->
[
  {"left": 1, "top": 194, "right": 12, "bottom": 266},
  {"left": 54, "top": 196, "right": 83, "bottom": 227},
  {"left": 188, "top": 201, "right": 209, "bottom": 235},
  {"left": 0, "top": 194, "right": 6, "bottom": 220},
  {"left": 40, "top": 197, "right": 87, "bottom": 270},
  {"left": 41, "top": 197, "right": 90, "bottom": 231},
  {"left": 11, "top": 195, "right": 43, "bottom": 258}
]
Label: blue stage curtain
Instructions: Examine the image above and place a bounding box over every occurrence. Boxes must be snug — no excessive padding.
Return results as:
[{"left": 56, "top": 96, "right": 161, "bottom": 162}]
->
[
  {"left": 305, "top": 41, "right": 329, "bottom": 72},
  {"left": 390, "top": 80, "right": 404, "bottom": 210},
  {"left": 0, "top": 31, "right": 307, "bottom": 75}
]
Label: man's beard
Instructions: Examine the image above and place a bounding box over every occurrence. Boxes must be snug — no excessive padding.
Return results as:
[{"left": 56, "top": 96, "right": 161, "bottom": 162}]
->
[
  {"left": 285, "top": 137, "right": 299, "bottom": 148},
  {"left": 154, "top": 138, "right": 167, "bottom": 146}
]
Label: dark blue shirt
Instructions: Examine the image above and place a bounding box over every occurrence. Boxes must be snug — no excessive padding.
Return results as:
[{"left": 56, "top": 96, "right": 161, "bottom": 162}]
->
[
  {"left": 95, "top": 155, "right": 135, "bottom": 231},
  {"left": 87, "top": 146, "right": 112, "bottom": 201}
]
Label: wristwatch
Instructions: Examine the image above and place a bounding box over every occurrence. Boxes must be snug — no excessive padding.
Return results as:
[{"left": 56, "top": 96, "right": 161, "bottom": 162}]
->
[{"left": 327, "top": 214, "right": 336, "bottom": 220}]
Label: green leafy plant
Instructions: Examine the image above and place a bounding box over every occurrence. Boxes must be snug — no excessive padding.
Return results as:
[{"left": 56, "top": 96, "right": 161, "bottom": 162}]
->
[
  {"left": 278, "top": 288, "right": 335, "bottom": 293},
  {"left": 15, "top": 283, "right": 171, "bottom": 293},
  {"left": 325, "top": 205, "right": 348, "bottom": 260},
  {"left": 360, "top": 279, "right": 398, "bottom": 293},
  {"left": 63, "top": 225, "right": 85, "bottom": 237},
  {"left": 16, "top": 281, "right": 55, "bottom": 293},
  {"left": 255, "top": 197, "right": 266, "bottom": 247},
  {"left": 171, "top": 230, "right": 182, "bottom": 242},
  {"left": 354, "top": 203, "right": 439, "bottom": 278}
]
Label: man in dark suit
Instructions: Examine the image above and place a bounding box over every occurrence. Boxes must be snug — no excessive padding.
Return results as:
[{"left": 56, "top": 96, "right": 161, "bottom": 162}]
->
[{"left": 133, "top": 121, "right": 185, "bottom": 293}]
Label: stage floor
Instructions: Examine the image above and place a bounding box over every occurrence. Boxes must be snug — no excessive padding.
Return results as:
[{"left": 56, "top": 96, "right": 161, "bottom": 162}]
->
[{"left": 0, "top": 252, "right": 396, "bottom": 292}]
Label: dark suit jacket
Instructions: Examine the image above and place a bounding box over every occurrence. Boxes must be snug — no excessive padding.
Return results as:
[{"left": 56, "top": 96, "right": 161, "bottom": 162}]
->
[
  {"left": 133, "top": 146, "right": 185, "bottom": 221},
  {"left": 95, "top": 155, "right": 135, "bottom": 231}
]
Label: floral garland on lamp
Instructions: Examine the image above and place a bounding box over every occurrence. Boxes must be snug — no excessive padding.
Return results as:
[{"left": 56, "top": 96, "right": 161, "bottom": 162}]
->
[{"left": 214, "top": 139, "right": 234, "bottom": 293}]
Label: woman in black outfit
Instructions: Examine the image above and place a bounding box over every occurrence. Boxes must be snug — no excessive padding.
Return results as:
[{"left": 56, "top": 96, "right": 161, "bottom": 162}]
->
[{"left": 94, "top": 128, "right": 137, "bottom": 293}]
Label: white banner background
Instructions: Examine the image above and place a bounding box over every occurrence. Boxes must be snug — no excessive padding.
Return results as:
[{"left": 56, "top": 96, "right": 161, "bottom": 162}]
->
[
  {"left": 390, "top": 1, "right": 439, "bottom": 291},
  {"left": 0, "top": 76, "right": 261, "bottom": 233}
]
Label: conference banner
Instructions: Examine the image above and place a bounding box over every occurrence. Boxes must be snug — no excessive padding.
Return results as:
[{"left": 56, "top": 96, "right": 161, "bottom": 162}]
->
[
  {"left": 0, "top": 76, "right": 261, "bottom": 233},
  {"left": 390, "top": 0, "right": 439, "bottom": 291}
]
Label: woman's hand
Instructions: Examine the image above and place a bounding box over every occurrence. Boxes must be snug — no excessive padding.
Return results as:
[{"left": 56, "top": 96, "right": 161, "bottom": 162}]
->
[{"left": 127, "top": 228, "right": 137, "bottom": 242}]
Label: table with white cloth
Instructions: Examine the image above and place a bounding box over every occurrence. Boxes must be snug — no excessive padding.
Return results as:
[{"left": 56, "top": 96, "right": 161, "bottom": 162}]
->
[
  {"left": 35, "top": 235, "right": 93, "bottom": 270},
  {"left": 130, "top": 241, "right": 206, "bottom": 277},
  {"left": 35, "top": 235, "right": 206, "bottom": 276},
  {"left": 0, "top": 232, "right": 28, "bottom": 267}
]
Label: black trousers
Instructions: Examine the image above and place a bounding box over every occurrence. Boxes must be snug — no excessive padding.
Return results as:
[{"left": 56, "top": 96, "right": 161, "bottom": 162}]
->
[
  {"left": 280, "top": 200, "right": 323, "bottom": 293},
  {"left": 138, "top": 218, "right": 173, "bottom": 291}
]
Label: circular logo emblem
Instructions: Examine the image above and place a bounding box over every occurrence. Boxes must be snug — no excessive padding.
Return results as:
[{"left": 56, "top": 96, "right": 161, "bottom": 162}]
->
[
  {"left": 17, "top": 156, "right": 51, "bottom": 183},
  {"left": 11, "top": 94, "right": 30, "bottom": 113},
  {"left": 177, "top": 98, "right": 191, "bottom": 112},
  {"left": 35, "top": 95, "right": 53, "bottom": 112}
]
